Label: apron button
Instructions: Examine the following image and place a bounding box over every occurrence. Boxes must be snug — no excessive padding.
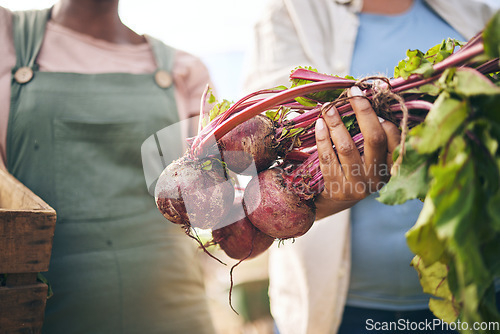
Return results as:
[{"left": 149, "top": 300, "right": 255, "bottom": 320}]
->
[
  {"left": 154, "top": 70, "right": 173, "bottom": 88},
  {"left": 14, "top": 66, "right": 34, "bottom": 84}
]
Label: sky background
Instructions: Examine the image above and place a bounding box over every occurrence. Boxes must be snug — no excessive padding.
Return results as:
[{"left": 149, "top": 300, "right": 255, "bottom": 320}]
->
[{"left": 0, "top": 0, "right": 268, "bottom": 101}]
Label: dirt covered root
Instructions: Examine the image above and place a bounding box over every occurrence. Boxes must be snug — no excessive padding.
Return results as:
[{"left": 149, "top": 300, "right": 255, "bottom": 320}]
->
[
  {"left": 218, "top": 114, "right": 279, "bottom": 174},
  {"left": 212, "top": 202, "right": 275, "bottom": 260},
  {"left": 155, "top": 156, "right": 235, "bottom": 230},
  {"left": 242, "top": 168, "right": 316, "bottom": 239}
]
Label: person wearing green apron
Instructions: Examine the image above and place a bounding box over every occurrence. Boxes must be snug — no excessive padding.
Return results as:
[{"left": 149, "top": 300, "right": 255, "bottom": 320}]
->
[{"left": 6, "top": 3, "right": 216, "bottom": 333}]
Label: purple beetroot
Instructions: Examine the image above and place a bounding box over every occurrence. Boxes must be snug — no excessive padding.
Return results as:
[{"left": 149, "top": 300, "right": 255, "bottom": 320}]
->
[
  {"left": 212, "top": 203, "right": 275, "bottom": 260},
  {"left": 155, "top": 156, "right": 235, "bottom": 230},
  {"left": 243, "top": 168, "right": 316, "bottom": 239},
  {"left": 218, "top": 114, "right": 279, "bottom": 174}
]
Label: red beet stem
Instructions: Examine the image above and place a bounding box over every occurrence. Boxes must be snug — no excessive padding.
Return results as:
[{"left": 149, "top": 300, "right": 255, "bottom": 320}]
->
[{"left": 193, "top": 80, "right": 356, "bottom": 156}]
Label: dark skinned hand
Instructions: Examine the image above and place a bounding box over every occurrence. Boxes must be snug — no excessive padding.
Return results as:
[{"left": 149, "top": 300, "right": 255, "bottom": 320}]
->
[{"left": 314, "top": 86, "right": 401, "bottom": 220}]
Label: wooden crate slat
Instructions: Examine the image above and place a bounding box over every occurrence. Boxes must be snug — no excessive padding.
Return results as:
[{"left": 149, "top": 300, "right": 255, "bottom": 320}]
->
[
  {"left": 0, "top": 284, "right": 48, "bottom": 334},
  {"left": 0, "top": 210, "right": 56, "bottom": 273},
  {"left": 0, "top": 168, "right": 52, "bottom": 210},
  {"left": 0, "top": 168, "right": 56, "bottom": 333}
]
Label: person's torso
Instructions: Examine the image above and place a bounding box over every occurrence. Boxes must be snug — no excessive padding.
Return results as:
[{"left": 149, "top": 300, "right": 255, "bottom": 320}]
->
[
  {"left": 7, "top": 9, "right": 214, "bottom": 334},
  {"left": 346, "top": 0, "right": 465, "bottom": 310}
]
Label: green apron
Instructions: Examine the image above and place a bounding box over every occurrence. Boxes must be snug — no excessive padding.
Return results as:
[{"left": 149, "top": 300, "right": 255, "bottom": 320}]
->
[{"left": 7, "top": 9, "right": 215, "bottom": 334}]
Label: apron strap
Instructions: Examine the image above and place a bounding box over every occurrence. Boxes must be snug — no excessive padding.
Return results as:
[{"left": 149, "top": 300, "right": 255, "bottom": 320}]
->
[
  {"left": 146, "top": 35, "right": 176, "bottom": 72},
  {"left": 8, "top": 9, "right": 51, "bottom": 163},
  {"left": 11, "top": 8, "right": 51, "bottom": 70},
  {"left": 145, "top": 35, "right": 177, "bottom": 89}
]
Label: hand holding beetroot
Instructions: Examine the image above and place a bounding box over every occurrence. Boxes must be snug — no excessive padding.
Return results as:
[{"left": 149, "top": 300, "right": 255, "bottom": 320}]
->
[
  {"left": 314, "top": 86, "right": 401, "bottom": 218},
  {"left": 153, "top": 13, "right": 500, "bottom": 326},
  {"left": 155, "top": 31, "right": 495, "bottom": 245}
]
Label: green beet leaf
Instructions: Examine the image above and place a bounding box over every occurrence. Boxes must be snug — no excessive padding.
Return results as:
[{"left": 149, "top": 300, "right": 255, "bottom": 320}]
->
[
  {"left": 405, "top": 50, "right": 424, "bottom": 72},
  {"left": 409, "top": 92, "right": 468, "bottom": 154},
  {"left": 475, "top": 94, "right": 500, "bottom": 125},
  {"left": 411, "top": 256, "right": 460, "bottom": 324},
  {"left": 405, "top": 198, "right": 446, "bottom": 266},
  {"left": 488, "top": 190, "right": 500, "bottom": 233},
  {"left": 467, "top": 121, "right": 500, "bottom": 197},
  {"left": 425, "top": 38, "right": 464, "bottom": 65},
  {"left": 394, "top": 38, "right": 463, "bottom": 79},
  {"left": 377, "top": 142, "right": 433, "bottom": 205},
  {"left": 427, "top": 136, "right": 498, "bottom": 327},
  {"left": 401, "top": 81, "right": 442, "bottom": 96},
  {"left": 483, "top": 10, "right": 500, "bottom": 59},
  {"left": 428, "top": 136, "right": 473, "bottom": 240},
  {"left": 394, "top": 49, "right": 434, "bottom": 79},
  {"left": 481, "top": 236, "right": 500, "bottom": 279},
  {"left": 451, "top": 68, "right": 500, "bottom": 97}
]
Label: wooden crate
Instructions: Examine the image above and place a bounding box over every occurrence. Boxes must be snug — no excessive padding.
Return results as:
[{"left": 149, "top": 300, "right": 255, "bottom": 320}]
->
[{"left": 0, "top": 168, "right": 57, "bottom": 334}]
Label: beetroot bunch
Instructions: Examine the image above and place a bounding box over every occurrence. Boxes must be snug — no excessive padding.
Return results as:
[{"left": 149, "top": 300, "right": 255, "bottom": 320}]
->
[
  {"left": 154, "top": 14, "right": 500, "bottom": 327},
  {"left": 154, "top": 18, "right": 500, "bottom": 260}
]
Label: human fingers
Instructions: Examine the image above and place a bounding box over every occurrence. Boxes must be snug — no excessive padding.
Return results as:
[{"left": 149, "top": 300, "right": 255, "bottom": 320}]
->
[
  {"left": 348, "top": 86, "right": 387, "bottom": 183},
  {"left": 323, "top": 104, "right": 366, "bottom": 185},
  {"left": 315, "top": 115, "right": 344, "bottom": 197},
  {"left": 320, "top": 104, "right": 374, "bottom": 202},
  {"left": 381, "top": 120, "right": 401, "bottom": 176}
]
